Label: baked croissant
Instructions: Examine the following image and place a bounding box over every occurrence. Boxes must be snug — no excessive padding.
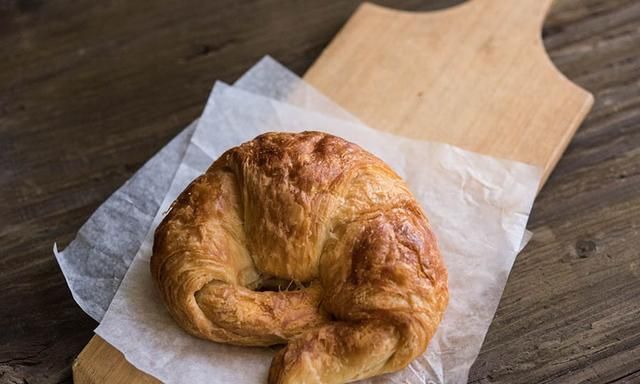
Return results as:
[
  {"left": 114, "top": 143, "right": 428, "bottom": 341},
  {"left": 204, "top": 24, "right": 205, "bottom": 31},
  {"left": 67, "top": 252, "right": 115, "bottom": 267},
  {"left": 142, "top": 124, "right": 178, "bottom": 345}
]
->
[{"left": 151, "top": 131, "right": 448, "bottom": 384}]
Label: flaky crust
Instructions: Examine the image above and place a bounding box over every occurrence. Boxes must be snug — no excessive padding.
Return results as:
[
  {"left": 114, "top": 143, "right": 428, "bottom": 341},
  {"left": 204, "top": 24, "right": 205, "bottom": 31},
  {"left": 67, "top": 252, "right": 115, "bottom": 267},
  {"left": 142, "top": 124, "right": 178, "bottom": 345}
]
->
[{"left": 151, "top": 131, "right": 448, "bottom": 383}]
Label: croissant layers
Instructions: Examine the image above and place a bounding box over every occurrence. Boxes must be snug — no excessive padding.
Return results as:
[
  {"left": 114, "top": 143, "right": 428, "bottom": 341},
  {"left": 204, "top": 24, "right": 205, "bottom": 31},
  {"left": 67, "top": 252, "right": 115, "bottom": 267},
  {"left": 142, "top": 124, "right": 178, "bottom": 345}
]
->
[{"left": 151, "top": 131, "right": 448, "bottom": 383}]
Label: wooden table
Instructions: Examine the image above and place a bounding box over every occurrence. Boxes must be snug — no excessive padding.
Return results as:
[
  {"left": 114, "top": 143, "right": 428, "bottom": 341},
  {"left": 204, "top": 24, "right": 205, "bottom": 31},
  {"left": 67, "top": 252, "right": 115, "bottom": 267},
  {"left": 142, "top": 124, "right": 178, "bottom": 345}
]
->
[{"left": 1, "top": 0, "right": 639, "bottom": 383}]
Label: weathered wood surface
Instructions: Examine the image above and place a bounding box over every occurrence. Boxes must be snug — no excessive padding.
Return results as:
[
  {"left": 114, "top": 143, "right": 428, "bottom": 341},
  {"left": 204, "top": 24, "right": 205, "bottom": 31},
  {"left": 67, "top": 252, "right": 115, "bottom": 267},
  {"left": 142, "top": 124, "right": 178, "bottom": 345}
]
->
[{"left": 1, "top": 0, "right": 639, "bottom": 383}]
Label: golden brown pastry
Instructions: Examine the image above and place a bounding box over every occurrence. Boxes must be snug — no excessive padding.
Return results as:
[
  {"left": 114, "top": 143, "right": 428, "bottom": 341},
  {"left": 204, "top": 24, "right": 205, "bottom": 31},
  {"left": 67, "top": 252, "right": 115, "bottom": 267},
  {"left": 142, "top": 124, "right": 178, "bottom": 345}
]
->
[{"left": 151, "top": 131, "right": 448, "bottom": 384}]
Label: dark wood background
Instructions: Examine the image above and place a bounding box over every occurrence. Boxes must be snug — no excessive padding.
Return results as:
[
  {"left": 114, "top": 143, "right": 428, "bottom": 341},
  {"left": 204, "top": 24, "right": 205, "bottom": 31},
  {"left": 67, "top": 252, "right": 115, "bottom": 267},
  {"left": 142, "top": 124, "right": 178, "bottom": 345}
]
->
[{"left": 1, "top": 0, "right": 639, "bottom": 383}]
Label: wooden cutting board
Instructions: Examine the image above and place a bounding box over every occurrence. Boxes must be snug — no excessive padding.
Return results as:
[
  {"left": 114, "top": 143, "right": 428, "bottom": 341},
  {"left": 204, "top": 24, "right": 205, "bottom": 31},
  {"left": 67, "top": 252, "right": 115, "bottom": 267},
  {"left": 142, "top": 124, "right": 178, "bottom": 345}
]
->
[{"left": 73, "top": 1, "right": 593, "bottom": 382}]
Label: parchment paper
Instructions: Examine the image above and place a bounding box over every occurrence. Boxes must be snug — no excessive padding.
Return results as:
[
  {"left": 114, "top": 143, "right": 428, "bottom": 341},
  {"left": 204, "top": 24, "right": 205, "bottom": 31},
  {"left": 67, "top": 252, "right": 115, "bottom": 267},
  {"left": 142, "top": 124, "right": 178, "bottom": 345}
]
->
[
  {"left": 53, "top": 58, "right": 357, "bottom": 322},
  {"left": 88, "top": 58, "right": 541, "bottom": 383},
  {"left": 53, "top": 122, "right": 196, "bottom": 321}
]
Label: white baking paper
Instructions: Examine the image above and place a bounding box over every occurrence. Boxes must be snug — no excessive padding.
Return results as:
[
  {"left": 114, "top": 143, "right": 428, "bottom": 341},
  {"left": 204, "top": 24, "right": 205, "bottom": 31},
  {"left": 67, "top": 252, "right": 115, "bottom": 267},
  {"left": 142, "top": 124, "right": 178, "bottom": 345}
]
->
[
  {"left": 52, "top": 56, "right": 343, "bottom": 322},
  {"left": 91, "top": 58, "right": 541, "bottom": 384},
  {"left": 53, "top": 122, "right": 197, "bottom": 321}
]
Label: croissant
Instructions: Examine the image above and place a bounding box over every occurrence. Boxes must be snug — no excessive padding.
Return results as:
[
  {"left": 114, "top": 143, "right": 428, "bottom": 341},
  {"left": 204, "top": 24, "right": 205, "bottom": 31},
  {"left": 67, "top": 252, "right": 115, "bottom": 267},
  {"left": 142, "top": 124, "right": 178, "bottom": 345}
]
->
[{"left": 151, "top": 131, "right": 448, "bottom": 383}]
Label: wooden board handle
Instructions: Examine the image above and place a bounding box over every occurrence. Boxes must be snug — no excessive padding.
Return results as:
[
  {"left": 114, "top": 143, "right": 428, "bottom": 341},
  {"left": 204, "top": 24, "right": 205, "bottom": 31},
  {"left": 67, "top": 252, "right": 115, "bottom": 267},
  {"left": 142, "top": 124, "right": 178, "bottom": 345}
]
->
[
  {"left": 306, "top": 0, "right": 593, "bottom": 184},
  {"left": 466, "top": 0, "right": 555, "bottom": 31}
]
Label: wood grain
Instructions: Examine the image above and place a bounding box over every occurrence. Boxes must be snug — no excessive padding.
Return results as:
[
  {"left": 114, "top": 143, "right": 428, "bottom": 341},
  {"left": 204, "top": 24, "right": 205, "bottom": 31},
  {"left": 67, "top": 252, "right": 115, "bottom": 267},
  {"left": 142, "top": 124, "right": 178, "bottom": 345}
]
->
[
  {"left": 1, "top": 0, "right": 639, "bottom": 383},
  {"left": 305, "top": 0, "right": 592, "bottom": 184},
  {"left": 72, "top": 1, "right": 595, "bottom": 381},
  {"left": 72, "top": 337, "right": 158, "bottom": 384}
]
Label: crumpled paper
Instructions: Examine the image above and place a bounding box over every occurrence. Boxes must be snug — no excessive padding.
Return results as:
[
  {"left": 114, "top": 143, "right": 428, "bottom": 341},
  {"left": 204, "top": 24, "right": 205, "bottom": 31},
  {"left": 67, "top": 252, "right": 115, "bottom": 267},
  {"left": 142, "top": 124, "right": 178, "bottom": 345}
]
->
[
  {"left": 53, "top": 57, "right": 356, "bottom": 322},
  {"left": 54, "top": 122, "right": 196, "bottom": 321},
  {"left": 56, "top": 57, "right": 541, "bottom": 383}
]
